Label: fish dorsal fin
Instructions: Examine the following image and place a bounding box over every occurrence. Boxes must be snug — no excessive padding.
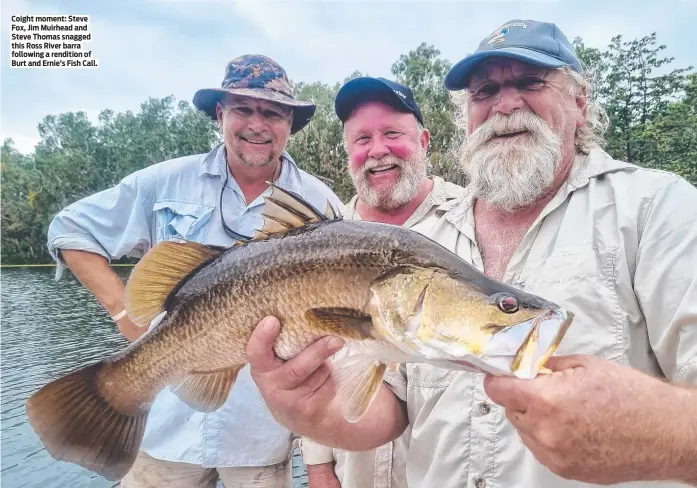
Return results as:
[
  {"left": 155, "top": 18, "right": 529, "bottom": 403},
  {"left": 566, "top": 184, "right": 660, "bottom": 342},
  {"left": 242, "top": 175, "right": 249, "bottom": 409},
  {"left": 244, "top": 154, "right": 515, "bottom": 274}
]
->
[
  {"left": 255, "top": 182, "right": 341, "bottom": 239},
  {"left": 124, "top": 241, "right": 223, "bottom": 327}
]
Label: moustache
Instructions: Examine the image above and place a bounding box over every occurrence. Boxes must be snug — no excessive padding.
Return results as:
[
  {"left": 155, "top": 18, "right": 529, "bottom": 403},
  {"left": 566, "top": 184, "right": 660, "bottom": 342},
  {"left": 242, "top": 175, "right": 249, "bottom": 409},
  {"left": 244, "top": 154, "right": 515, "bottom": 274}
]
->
[
  {"left": 361, "top": 155, "right": 404, "bottom": 174},
  {"left": 469, "top": 111, "right": 551, "bottom": 145}
]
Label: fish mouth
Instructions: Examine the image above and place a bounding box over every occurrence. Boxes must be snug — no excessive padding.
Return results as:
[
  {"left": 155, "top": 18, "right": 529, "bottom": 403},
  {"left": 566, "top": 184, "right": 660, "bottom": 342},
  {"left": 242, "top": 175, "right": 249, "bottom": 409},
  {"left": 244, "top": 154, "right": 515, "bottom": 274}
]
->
[
  {"left": 445, "top": 308, "right": 573, "bottom": 377},
  {"left": 510, "top": 308, "right": 574, "bottom": 378}
]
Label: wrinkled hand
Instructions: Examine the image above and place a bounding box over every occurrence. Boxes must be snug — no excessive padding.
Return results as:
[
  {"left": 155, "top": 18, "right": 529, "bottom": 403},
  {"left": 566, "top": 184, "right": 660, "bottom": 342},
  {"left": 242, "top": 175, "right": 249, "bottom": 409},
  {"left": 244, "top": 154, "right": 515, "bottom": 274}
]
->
[
  {"left": 247, "top": 316, "right": 345, "bottom": 437},
  {"left": 484, "top": 354, "right": 692, "bottom": 485}
]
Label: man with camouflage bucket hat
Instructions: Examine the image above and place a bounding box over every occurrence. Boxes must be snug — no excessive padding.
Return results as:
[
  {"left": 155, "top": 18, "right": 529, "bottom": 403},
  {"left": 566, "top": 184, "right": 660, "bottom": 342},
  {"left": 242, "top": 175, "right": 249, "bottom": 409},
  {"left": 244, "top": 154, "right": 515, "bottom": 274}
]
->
[
  {"left": 193, "top": 54, "right": 317, "bottom": 135},
  {"left": 46, "top": 54, "right": 341, "bottom": 487}
]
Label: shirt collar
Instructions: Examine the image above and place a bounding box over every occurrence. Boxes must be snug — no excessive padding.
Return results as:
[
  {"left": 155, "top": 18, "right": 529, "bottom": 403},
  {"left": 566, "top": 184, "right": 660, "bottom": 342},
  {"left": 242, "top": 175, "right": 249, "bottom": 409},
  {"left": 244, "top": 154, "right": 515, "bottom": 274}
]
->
[
  {"left": 444, "top": 148, "right": 635, "bottom": 237},
  {"left": 342, "top": 175, "right": 464, "bottom": 221},
  {"left": 199, "top": 142, "right": 305, "bottom": 199}
]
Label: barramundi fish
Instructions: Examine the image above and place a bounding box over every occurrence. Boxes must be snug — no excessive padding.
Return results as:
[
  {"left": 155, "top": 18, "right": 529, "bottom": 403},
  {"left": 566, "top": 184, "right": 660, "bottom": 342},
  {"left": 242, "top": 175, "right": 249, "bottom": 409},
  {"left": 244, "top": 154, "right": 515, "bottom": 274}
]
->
[{"left": 26, "top": 183, "right": 573, "bottom": 481}]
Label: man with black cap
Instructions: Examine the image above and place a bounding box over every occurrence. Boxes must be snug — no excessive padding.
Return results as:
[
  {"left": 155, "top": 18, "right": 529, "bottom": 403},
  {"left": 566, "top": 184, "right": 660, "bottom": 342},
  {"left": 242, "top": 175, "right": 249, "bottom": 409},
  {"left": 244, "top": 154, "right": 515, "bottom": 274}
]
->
[
  {"left": 245, "top": 21, "right": 697, "bottom": 488},
  {"left": 299, "top": 76, "right": 463, "bottom": 488},
  {"left": 46, "top": 54, "right": 341, "bottom": 487}
]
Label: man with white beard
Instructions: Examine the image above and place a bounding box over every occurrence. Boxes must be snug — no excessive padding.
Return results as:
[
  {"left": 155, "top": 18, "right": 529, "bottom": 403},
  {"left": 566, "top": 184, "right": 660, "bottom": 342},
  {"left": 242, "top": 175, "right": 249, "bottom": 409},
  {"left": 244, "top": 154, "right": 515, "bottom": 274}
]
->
[
  {"left": 301, "top": 76, "right": 464, "bottom": 488},
  {"left": 244, "top": 20, "right": 697, "bottom": 487}
]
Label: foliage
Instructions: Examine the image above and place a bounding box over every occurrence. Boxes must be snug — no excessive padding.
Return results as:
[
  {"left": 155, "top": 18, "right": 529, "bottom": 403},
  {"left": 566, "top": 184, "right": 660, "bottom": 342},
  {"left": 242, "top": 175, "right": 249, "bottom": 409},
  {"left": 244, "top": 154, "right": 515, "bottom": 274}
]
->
[{"left": 2, "top": 33, "right": 695, "bottom": 264}]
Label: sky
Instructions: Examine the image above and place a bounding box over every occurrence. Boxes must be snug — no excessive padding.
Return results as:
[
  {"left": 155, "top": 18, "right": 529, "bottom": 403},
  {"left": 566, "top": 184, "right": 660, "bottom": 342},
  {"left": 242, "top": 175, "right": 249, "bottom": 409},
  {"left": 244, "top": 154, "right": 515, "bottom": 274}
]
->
[{"left": 2, "top": 0, "right": 696, "bottom": 154}]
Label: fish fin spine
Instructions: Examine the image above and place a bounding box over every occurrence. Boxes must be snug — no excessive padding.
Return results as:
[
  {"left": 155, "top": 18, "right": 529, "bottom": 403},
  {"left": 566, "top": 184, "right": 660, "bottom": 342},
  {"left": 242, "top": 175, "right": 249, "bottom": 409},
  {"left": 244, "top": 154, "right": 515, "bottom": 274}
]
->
[{"left": 254, "top": 183, "right": 342, "bottom": 240}]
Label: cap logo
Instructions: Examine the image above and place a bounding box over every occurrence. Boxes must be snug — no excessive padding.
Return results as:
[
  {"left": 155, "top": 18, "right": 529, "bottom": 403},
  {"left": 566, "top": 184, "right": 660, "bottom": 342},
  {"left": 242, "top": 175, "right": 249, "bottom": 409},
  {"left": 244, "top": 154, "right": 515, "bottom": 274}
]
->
[
  {"left": 393, "top": 89, "right": 407, "bottom": 99},
  {"left": 487, "top": 22, "right": 527, "bottom": 44}
]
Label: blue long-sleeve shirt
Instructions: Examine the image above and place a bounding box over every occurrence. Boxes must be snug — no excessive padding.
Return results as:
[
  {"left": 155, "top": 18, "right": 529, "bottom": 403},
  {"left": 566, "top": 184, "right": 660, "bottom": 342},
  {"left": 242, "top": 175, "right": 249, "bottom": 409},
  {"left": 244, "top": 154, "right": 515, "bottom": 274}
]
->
[{"left": 46, "top": 142, "right": 342, "bottom": 467}]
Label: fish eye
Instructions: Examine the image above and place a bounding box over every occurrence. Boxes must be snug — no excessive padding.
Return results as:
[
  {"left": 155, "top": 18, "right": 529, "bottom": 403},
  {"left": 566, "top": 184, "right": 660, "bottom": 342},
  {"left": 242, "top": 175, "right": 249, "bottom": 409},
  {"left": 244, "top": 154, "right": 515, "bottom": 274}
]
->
[{"left": 496, "top": 294, "right": 519, "bottom": 313}]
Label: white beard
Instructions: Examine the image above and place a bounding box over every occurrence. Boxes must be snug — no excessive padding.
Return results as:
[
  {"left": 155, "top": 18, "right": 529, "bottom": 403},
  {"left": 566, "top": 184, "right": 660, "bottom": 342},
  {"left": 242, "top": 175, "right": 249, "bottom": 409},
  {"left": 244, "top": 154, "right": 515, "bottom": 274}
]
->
[
  {"left": 460, "top": 110, "right": 564, "bottom": 212},
  {"left": 351, "top": 145, "right": 428, "bottom": 211}
]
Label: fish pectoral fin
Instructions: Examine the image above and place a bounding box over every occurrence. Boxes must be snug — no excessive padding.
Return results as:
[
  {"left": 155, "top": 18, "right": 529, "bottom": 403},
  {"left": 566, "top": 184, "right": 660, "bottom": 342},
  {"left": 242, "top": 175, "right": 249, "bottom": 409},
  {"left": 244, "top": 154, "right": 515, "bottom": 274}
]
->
[
  {"left": 305, "top": 307, "right": 374, "bottom": 339},
  {"left": 332, "top": 354, "right": 388, "bottom": 423},
  {"left": 171, "top": 366, "right": 244, "bottom": 412},
  {"left": 124, "top": 241, "right": 223, "bottom": 327},
  {"left": 25, "top": 361, "right": 148, "bottom": 481}
]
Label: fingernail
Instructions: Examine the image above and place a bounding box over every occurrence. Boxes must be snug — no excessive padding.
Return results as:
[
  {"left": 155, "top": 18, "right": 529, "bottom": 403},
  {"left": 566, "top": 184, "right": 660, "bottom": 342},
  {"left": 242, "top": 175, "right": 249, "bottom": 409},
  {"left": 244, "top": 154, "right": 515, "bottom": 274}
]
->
[
  {"left": 327, "top": 337, "right": 344, "bottom": 351},
  {"left": 263, "top": 317, "right": 278, "bottom": 332}
]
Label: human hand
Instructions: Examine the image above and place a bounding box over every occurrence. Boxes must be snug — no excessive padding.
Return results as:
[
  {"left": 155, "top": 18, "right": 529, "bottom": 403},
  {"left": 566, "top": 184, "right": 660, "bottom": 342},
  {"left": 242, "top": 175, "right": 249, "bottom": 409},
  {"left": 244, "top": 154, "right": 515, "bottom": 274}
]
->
[
  {"left": 484, "top": 354, "right": 695, "bottom": 485},
  {"left": 247, "top": 316, "right": 345, "bottom": 437}
]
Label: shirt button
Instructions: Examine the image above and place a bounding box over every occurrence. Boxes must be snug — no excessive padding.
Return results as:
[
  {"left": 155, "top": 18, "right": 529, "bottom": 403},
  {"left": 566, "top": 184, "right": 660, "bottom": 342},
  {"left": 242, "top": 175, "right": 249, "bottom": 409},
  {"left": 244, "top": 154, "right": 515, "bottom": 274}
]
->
[
  {"left": 474, "top": 477, "right": 486, "bottom": 488},
  {"left": 478, "top": 402, "right": 491, "bottom": 415}
]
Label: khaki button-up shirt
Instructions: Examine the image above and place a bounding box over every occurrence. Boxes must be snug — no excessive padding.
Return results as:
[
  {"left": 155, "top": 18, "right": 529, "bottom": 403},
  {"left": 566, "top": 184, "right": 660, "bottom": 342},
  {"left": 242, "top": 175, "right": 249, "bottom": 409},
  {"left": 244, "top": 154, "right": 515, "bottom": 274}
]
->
[
  {"left": 300, "top": 176, "right": 466, "bottom": 488},
  {"left": 386, "top": 149, "right": 697, "bottom": 488}
]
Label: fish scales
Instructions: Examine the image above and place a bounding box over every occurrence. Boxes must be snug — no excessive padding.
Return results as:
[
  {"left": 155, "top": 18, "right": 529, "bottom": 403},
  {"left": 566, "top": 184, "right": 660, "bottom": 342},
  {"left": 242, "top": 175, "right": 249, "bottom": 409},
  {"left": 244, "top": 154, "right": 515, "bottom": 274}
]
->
[{"left": 24, "top": 184, "right": 574, "bottom": 482}]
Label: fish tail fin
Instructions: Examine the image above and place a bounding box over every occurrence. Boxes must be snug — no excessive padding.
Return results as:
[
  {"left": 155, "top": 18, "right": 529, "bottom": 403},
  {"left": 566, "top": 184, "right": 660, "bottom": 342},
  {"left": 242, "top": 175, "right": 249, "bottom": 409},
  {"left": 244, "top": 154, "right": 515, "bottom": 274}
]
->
[
  {"left": 332, "top": 354, "right": 388, "bottom": 423},
  {"left": 26, "top": 361, "right": 148, "bottom": 481}
]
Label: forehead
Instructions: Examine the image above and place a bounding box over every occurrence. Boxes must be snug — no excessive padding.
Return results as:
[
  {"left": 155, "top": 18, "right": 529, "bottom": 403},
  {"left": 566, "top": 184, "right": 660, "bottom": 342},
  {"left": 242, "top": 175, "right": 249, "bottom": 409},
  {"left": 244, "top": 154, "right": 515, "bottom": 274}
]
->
[
  {"left": 468, "top": 58, "right": 550, "bottom": 83},
  {"left": 224, "top": 94, "right": 289, "bottom": 112},
  {"left": 344, "top": 101, "right": 417, "bottom": 131}
]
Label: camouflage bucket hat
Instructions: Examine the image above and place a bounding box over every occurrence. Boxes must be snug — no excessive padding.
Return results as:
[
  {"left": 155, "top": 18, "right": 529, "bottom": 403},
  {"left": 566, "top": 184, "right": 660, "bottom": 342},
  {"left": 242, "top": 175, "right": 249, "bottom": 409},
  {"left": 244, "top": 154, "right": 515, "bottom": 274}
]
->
[{"left": 193, "top": 54, "right": 316, "bottom": 134}]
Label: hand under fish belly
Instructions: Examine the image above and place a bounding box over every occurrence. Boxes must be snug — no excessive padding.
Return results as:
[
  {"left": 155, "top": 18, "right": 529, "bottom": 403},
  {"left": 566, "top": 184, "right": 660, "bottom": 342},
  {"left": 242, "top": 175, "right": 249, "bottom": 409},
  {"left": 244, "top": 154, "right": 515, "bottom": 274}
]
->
[{"left": 25, "top": 183, "right": 574, "bottom": 481}]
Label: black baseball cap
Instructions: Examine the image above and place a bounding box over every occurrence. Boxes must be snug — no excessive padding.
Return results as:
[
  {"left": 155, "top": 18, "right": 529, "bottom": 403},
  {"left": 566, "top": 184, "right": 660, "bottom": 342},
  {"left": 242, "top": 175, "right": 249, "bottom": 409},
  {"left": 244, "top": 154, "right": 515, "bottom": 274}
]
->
[{"left": 335, "top": 77, "right": 424, "bottom": 125}]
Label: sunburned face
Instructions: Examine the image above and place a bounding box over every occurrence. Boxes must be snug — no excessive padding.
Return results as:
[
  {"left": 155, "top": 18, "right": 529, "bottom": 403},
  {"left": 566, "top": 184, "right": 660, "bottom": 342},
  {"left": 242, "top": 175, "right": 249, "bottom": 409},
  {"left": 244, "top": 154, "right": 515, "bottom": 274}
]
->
[{"left": 343, "top": 102, "right": 430, "bottom": 211}]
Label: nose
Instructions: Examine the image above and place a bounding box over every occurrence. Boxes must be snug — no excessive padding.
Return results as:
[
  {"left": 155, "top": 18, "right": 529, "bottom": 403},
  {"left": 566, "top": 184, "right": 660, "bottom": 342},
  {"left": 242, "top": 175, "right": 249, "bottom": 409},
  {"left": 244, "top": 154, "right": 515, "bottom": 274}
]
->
[
  {"left": 492, "top": 85, "right": 525, "bottom": 115},
  {"left": 367, "top": 134, "right": 390, "bottom": 160},
  {"left": 247, "top": 111, "right": 267, "bottom": 133}
]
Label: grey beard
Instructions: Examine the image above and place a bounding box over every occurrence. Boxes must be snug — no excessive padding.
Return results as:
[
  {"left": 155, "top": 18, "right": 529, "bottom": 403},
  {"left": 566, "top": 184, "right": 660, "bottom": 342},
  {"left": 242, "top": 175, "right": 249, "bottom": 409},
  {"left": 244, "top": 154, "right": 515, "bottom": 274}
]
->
[
  {"left": 352, "top": 148, "right": 428, "bottom": 211},
  {"left": 460, "top": 111, "right": 564, "bottom": 212}
]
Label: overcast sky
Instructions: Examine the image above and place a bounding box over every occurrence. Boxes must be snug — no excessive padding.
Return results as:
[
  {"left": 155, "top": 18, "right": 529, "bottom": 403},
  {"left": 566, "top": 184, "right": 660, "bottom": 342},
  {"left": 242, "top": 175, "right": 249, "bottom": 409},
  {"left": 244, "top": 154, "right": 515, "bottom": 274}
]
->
[{"left": 2, "top": 0, "right": 696, "bottom": 154}]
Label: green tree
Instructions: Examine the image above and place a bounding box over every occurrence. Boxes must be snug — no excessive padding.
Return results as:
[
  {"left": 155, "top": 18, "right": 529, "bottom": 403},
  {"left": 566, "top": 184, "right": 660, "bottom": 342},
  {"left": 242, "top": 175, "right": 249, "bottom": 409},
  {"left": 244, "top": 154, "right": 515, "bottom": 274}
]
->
[
  {"left": 286, "top": 80, "right": 353, "bottom": 202},
  {"left": 391, "top": 43, "right": 464, "bottom": 185},
  {"left": 1, "top": 140, "right": 46, "bottom": 263},
  {"left": 575, "top": 34, "right": 693, "bottom": 166},
  {"left": 1, "top": 97, "right": 220, "bottom": 264},
  {"left": 642, "top": 73, "right": 697, "bottom": 184}
]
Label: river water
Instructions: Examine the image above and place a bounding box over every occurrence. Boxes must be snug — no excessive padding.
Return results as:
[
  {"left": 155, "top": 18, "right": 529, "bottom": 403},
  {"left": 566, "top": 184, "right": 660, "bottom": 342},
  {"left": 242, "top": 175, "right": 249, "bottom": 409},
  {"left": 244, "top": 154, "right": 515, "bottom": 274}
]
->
[{"left": 1, "top": 267, "right": 309, "bottom": 488}]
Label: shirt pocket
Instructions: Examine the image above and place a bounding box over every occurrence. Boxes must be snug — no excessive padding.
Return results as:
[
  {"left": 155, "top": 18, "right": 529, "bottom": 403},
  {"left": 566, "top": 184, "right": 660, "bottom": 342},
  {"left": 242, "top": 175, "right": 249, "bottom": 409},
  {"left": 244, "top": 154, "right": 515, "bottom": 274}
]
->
[
  {"left": 153, "top": 200, "right": 215, "bottom": 242},
  {"left": 522, "top": 242, "right": 625, "bottom": 361},
  {"left": 404, "top": 363, "right": 457, "bottom": 415}
]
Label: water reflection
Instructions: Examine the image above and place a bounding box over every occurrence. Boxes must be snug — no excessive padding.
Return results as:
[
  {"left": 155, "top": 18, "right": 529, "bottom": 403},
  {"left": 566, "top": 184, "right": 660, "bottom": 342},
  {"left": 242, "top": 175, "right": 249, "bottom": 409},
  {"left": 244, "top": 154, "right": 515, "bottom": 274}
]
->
[{"left": 1, "top": 268, "right": 308, "bottom": 488}]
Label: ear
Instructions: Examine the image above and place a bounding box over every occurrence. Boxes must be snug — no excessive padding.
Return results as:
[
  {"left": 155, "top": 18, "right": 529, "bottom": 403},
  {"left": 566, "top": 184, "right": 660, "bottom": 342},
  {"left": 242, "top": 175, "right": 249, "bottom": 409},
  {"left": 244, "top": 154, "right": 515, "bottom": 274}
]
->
[
  {"left": 216, "top": 102, "right": 225, "bottom": 126},
  {"left": 575, "top": 89, "right": 588, "bottom": 129},
  {"left": 420, "top": 127, "right": 431, "bottom": 151}
]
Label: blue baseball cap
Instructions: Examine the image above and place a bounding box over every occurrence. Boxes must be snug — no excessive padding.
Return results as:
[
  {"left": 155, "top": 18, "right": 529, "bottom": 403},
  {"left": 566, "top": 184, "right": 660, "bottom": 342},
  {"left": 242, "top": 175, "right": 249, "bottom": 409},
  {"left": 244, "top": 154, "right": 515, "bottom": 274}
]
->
[
  {"left": 335, "top": 77, "right": 424, "bottom": 125},
  {"left": 444, "top": 19, "right": 583, "bottom": 90}
]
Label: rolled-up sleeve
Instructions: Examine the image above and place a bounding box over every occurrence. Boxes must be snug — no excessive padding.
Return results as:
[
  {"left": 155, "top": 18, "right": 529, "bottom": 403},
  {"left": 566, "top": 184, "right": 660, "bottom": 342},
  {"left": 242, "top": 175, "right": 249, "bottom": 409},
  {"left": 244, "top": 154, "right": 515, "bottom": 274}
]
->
[
  {"left": 299, "top": 438, "right": 335, "bottom": 465},
  {"left": 47, "top": 169, "right": 154, "bottom": 279},
  {"left": 634, "top": 176, "right": 697, "bottom": 384}
]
